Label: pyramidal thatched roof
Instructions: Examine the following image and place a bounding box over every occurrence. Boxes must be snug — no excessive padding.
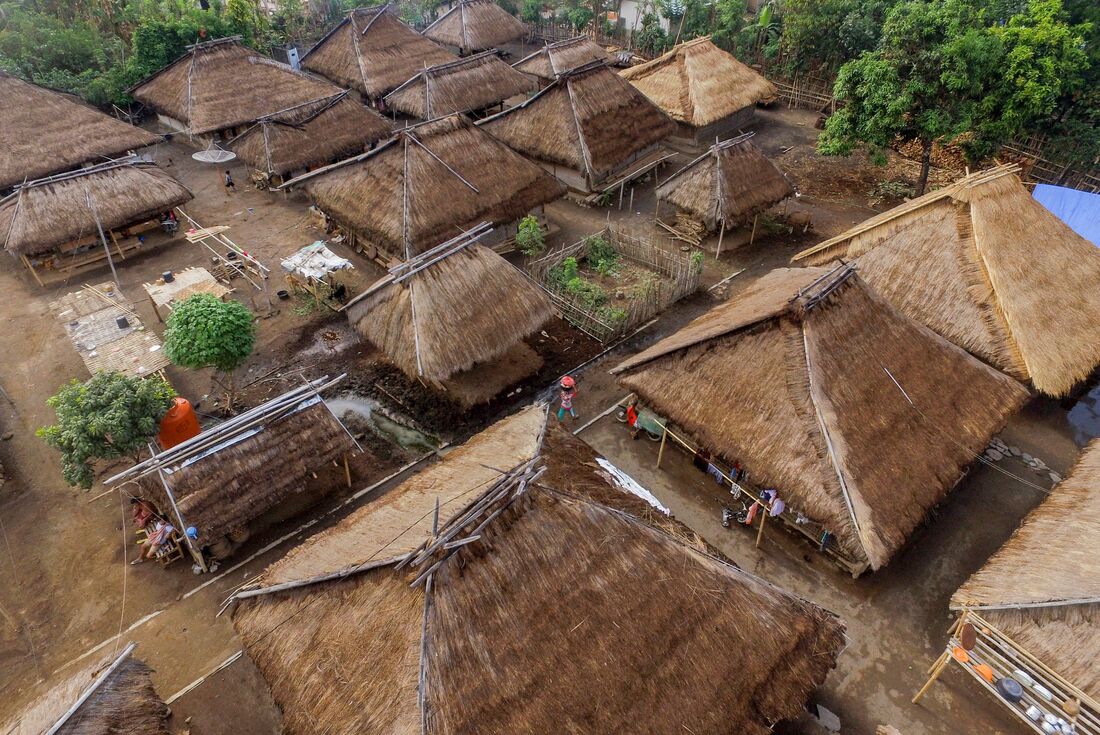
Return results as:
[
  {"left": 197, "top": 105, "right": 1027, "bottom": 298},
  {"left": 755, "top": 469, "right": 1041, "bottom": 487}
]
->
[
  {"left": 620, "top": 37, "right": 777, "bottom": 128},
  {"left": 612, "top": 266, "right": 1028, "bottom": 570},
  {"left": 284, "top": 114, "right": 565, "bottom": 259},
  {"left": 228, "top": 92, "right": 391, "bottom": 177},
  {"left": 0, "top": 157, "right": 192, "bottom": 255},
  {"left": 512, "top": 36, "right": 611, "bottom": 80},
  {"left": 302, "top": 6, "right": 457, "bottom": 99},
  {"left": 793, "top": 165, "right": 1100, "bottom": 397},
  {"left": 131, "top": 37, "right": 341, "bottom": 135},
  {"left": 480, "top": 61, "right": 675, "bottom": 185},
  {"left": 384, "top": 51, "right": 536, "bottom": 119},
  {"left": 231, "top": 405, "right": 846, "bottom": 735},
  {"left": 0, "top": 72, "right": 161, "bottom": 191},
  {"left": 423, "top": 0, "right": 526, "bottom": 51},
  {"left": 658, "top": 133, "right": 793, "bottom": 228}
]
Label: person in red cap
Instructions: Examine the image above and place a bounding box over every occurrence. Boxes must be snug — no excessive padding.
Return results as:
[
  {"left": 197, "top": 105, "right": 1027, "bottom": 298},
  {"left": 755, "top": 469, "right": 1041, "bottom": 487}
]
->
[{"left": 557, "top": 375, "right": 577, "bottom": 421}]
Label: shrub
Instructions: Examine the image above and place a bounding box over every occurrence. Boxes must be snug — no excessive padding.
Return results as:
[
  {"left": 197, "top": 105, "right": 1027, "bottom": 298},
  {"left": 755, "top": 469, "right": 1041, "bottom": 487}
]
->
[{"left": 516, "top": 215, "right": 546, "bottom": 258}]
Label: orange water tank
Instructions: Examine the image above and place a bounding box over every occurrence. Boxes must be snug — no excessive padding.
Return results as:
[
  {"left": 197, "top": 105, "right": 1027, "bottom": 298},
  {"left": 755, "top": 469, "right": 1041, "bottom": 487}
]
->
[{"left": 158, "top": 397, "right": 201, "bottom": 450}]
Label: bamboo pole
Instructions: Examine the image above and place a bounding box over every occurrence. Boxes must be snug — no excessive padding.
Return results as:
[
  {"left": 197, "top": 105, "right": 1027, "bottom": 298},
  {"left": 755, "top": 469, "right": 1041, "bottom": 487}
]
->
[
  {"left": 656, "top": 425, "right": 668, "bottom": 468},
  {"left": 343, "top": 454, "right": 352, "bottom": 488},
  {"left": 749, "top": 214, "right": 759, "bottom": 245},
  {"left": 912, "top": 649, "right": 951, "bottom": 704},
  {"left": 755, "top": 507, "right": 767, "bottom": 547},
  {"left": 21, "top": 255, "right": 44, "bottom": 288}
]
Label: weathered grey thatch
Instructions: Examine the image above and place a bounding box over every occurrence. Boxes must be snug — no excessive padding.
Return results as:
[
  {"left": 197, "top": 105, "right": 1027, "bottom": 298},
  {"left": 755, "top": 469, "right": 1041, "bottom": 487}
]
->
[
  {"left": 228, "top": 92, "right": 391, "bottom": 178},
  {"left": 232, "top": 406, "right": 846, "bottom": 735},
  {"left": 131, "top": 37, "right": 340, "bottom": 136},
  {"left": 384, "top": 51, "right": 536, "bottom": 119},
  {"left": 612, "top": 266, "right": 1028, "bottom": 571},
  {"left": 423, "top": 0, "right": 526, "bottom": 51},
  {"left": 301, "top": 6, "right": 457, "bottom": 99},
  {"left": 793, "top": 165, "right": 1100, "bottom": 397},
  {"left": 512, "top": 36, "right": 611, "bottom": 81},
  {"left": 0, "top": 72, "right": 160, "bottom": 191},
  {"left": 0, "top": 159, "right": 192, "bottom": 256}
]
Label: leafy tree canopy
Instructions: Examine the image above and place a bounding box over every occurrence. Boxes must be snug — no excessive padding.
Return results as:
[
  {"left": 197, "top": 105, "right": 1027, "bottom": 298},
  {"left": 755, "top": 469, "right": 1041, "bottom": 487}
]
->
[{"left": 164, "top": 293, "right": 256, "bottom": 374}]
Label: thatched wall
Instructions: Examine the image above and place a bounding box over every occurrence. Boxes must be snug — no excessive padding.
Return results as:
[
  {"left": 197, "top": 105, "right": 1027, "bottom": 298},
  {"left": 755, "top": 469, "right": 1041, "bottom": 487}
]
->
[
  {"left": 423, "top": 0, "right": 525, "bottom": 51},
  {"left": 385, "top": 52, "right": 536, "bottom": 119},
  {"left": 512, "top": 36, "right": 611, "bottom": 81}
]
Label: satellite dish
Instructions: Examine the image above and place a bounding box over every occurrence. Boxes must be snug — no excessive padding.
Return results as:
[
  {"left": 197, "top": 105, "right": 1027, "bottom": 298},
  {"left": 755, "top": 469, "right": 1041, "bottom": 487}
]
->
[{"left": 192, "top": 141, "right": 236, "bottom": 163}]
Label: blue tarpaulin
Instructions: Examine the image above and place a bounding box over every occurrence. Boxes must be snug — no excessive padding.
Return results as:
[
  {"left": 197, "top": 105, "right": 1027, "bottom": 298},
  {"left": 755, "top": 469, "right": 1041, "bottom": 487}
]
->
[{"left": 1032, "top": 184, "right": 1100, "bottom": 247}]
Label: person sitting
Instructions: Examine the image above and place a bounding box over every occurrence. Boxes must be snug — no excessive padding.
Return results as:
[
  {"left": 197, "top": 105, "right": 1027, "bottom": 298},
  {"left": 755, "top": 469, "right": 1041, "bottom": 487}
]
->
[
  {"left": 129, "top": 497, "right": 156, "bottom": 531},
  {"left": 131, "top": 520, "right": 175, "bottom": 565}
]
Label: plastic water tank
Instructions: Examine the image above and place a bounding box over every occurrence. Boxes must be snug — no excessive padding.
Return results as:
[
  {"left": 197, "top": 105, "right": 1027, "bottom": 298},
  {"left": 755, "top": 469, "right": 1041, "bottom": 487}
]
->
[{"left": 158, "top": 397, "right": 201, "bottom": 450}]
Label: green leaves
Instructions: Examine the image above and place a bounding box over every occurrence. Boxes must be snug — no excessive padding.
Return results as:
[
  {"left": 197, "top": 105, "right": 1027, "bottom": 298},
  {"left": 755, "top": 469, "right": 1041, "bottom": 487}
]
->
[
  {"left": 516, "top": 215, "right": 546, "bottom": 258},
  {"left": 164, "top": 293, "right": 256, "bottom": 374}
]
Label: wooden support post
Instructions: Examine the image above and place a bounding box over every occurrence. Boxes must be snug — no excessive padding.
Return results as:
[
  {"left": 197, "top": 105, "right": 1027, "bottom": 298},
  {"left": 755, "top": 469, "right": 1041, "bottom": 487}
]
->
[
  {"left": 656, "top": 425, "right": 668, "bottom": 468},
  {"left": 913, "top": 649, "right": 952, "bottom": 704},
  {"left": 755, "top": 506, "right": 767, "bottom": 548},
  {"left": 629, "top": 187, "right": 634, "bottom": 212},
  {"left": 749, "top": 214, "right": 759, "bottom": 245},
  {"left": 21, "top": 255, "right": 45, "bottom": 288},
  {"left": 715, "top": 222, "right": 726, "bottom": 260},
  {"left": 343, "top": 454, "right": 352, "bottom": 489},
  {"left": 109, "top": 230, "right": 125, "bottom": 260},
  {"left": 618, "top": 180, "right": 625, "bottom": 210}
]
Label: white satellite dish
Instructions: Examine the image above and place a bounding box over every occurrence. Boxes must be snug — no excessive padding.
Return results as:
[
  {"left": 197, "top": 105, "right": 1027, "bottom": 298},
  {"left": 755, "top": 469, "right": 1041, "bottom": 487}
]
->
[{"left": 191, "top": 141, "right": 236, "bottom": 163}]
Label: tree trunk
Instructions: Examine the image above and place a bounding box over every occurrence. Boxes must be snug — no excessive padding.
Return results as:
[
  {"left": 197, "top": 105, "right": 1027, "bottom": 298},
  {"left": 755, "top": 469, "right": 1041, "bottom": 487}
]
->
[{"left": 916, "top": 139, "right": 933, "bottom": 196}]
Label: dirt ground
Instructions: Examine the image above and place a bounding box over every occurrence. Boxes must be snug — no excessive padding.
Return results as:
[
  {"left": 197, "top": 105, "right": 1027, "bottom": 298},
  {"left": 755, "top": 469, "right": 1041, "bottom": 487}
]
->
[{"left": 0, "top": 100, "right": 1094, "bottom": 735}]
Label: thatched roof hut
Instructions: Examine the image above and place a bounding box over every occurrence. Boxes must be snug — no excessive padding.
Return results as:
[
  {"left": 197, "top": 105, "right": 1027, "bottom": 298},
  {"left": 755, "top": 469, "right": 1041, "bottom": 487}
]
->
[
  {"left": 0, "top": 72, "right": 161, "bottom": 191},
  {"left": 0, "top": 157, "right": 192, "bottom": 257},
  {"left": 480, "top": 61, "right": 675, "bottom": 194},
  {"left": 301, "top": 6, "right": 457, "bottom": 100},
  {"left": 131, "top": 37, "right": 340, "bottom": 137},
  {"left": 384, "top": 51, "right": 536, "bottom": 119},
  {"left": 231, "top": 405, "right": 846, "bottom": 735},
  {"left": 611, "top": 266, "right": 1028, "bottom": 573},
  {"left": 423, "top": 0, "right": 526, "bottom": 53},
  {"left": 657, "top": 133, "right": 793, "bottom": 230},
  {"left": 227, "top": 92, "right": 391, "bottom": 181},
  {"left": 283, "top": 114, "right": 565, "bottom": 261},
  {"left": 3, "top": 644, "right": 169, "bottom": 735},
  {"left": 512, "top": 36, "right": 612, "bottom": 82},
  {"left": 792, "top": 165, "right": 1100, "bottom": 397},
  {"left": 620, "top": 37, "right": 777, "bottom": 147}
]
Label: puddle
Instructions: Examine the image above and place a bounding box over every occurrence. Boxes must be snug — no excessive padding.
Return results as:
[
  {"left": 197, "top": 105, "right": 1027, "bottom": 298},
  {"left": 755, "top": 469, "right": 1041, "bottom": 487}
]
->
[
  {"left": 299, "top": 324, "right": 359, "bottom": 358},
  {"left": 328, "top": 395, "right": 439, "bottom": 453},
  {"left": 1068, "top": 381, "right": 1100, "bottom": 446}
]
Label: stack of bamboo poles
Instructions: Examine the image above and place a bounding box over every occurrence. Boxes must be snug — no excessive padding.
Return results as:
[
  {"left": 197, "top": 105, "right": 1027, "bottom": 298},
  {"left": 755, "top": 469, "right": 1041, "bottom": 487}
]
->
[{"left": 657, "top": 213, "right": 705, "bottom": 246}]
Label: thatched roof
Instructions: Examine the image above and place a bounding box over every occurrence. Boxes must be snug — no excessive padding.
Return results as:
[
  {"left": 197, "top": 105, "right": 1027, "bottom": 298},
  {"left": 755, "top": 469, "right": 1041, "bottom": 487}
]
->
[
  {"left": 512, "top": 36, "right": 612, "bottom": 80},
  {"left": 301, "top": 6, "right": 457, "bottom": 99},
  {"left": 344, "top": 226, "right": 552, "bottom": 381},
  {"left": 619, "top": 37, "right": 777, "bottom": 127},
  {"left": 3, "top": 644, "right": 169, "bottom": 735},
  {"left": 384, "top": 51, "right": 536, "bottom": 119},
  {"left": 480, "top": 61, "right": 675, "bottom": 185},
  {"left": 227, "top": 92, "right": 391, "bottom": 177},
  {"left": 658, "top": 133, "right": 794, "bottom": 228},
  {"left": 0, "top": 157, "right": 193, "bottom": 255},
  {"left": 284, "top": 114, "right": 565, "bottom": 259},
  {"left": 611, "top": 266, "right": 1028, "bottom": 570},
  {"left": 0, "top": 72, "right": 161, "bottom": 191},
  {"left": 131, "top": 37, "right": 340, "bottom": 135},
  {"left": 232, "top": 405, "right": 845, "bottom": 735},
  {"left": 422, "top": 0, "right": 525, "bottom": 51},
  {"left": 793, "top": 165, "right": 1100, "bottom": 396}
]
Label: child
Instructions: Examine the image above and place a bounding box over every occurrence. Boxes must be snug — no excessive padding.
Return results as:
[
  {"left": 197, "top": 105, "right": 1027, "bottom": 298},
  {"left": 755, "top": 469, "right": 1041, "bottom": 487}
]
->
[
  {"left": 557, "top": 375, "right": 577, "bottom": 421},
  {"left": 224, "top": 170, "right": 236, "bottom": 193}
]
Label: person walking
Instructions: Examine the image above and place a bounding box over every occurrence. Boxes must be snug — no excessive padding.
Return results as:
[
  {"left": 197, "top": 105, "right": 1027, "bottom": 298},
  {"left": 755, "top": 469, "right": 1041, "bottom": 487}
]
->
[
  {"left": 557, "top": 375, "right": 577, "bottom": 421},
  {"left": 224, "top": 169, "right": 236, "bottom": 194}
]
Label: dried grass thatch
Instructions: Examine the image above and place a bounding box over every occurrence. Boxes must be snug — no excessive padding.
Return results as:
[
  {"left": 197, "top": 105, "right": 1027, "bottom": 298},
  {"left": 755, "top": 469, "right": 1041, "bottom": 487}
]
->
[
  {"left": 422, "top": 0, "right": 525, "bottom": 51},
  {"left": 384, "top": 51, "right": 536, "bottom": 119},
  {"left": 301, "top": 6, "right": 457, "bottom": 99},
  {"left": 285, "top": 114, "right": 565, "bottom": 259},
  {"left": 480, "top": 61, "right": 675, "bottom": 187},
  {"left": 512, "top": 36, "right": 611, "bottom": 80},
  {"left": 0, "top": 158, "right": 192, "bottom": 256},
  {"left": 131, "top": 37, "right": 340, "bottom": 135},
  {"left": 793, "top": 165, "right": 1100, "bottom": 396},
  {"left": 619, "top": 37, "right": 777, "bottom": 128},
  {"left": 0, "top": 72, "right": 160, "bottom": 191},
  {"left": 658, "top": 134, "right": 793, "bottom": 229},
  {"left": 232, "top": 405, "right": 845, "bottom": 735},
  {"left": 612, "top": 266, "right": 1028, "bottom": 570},
  {"left": 227, "top": 92, "right": 391, "bottom": 178}
]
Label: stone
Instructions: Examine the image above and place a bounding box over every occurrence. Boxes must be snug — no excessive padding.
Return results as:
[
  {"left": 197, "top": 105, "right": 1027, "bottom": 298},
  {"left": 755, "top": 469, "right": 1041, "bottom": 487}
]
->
[
  {"left": 1009, "top": 446, "right": 1022, "bottom": 457},
  {"left": 985, "top": 449, "right": 1004, "bottom": 461},
  {"left": 815, "top": 705, "right": 842, "bottom": 732},
  {"left": 1049, "top": 472, "right": 1063, "bottom": 484},
  {"left": 1022, "top": 453, "right": 1034, "bottom": 463},
  {"left": 0, "top": 432, "right": 11, "bottom": 441}
]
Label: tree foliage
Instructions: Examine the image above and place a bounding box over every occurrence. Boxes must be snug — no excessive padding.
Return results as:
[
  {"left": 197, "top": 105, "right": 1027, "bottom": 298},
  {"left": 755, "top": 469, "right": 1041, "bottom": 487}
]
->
[
  {"left": 164, "top": 293, "right": 256, "bottom": 374},
  {"left": 516, "top": 215, "right": 546, "bottom": 258}
]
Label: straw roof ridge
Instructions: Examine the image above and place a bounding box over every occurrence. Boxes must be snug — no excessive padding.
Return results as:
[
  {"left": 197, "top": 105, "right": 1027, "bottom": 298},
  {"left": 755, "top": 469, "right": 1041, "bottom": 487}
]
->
[
  {"left": 423, "top": 0, "right": 526, "bottom": 51},
  {"left": 512, "top": 35, "right": 612, "bottom": 80},
  {"left": 384, "top": 50, "right": 537, "bottom": 119}
]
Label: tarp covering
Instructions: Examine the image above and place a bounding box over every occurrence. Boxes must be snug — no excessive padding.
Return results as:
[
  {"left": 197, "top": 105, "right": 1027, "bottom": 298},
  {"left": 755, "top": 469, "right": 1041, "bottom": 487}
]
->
[
  {"left": 1033, "top": 184, "right": 1100, "bottom": 247},
  {"left": 281, "top": 241, "right": 353, "bottom": 281}
]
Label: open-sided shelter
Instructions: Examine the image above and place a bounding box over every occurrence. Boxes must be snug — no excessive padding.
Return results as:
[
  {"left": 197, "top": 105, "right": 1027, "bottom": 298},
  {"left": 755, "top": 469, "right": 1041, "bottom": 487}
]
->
[
  {"left": 620, "top": 37, "right": 777, "bottom": 148},
  {"left": 423, "top": 0, "right": 526, "bottom": 53},
  {"left": 611, "top": 265, "right": 1028, "bottom": 575},
  {"left": 131, "top": 37, "right": 341, "bottom": 139},
  {"left": 384, "top": 51, "right": 536, "bottom": 119},
  {"left": 793, "top": 165, "right": 1100, "bottom": 397},
  {"left": 480, "top": 60, "right": 675, "bottom": 195},
  {"left": 231, "top": 404, "right": 846, "bottom": 735},
  {"left": 301, "top": 5, "right": 457, "bottom": 101},
  {"left": 282, "top": 113, "right": 565, "bottom": 261},
  {"left": 512, "top": 36, "right": 612, "bottom": 85}
]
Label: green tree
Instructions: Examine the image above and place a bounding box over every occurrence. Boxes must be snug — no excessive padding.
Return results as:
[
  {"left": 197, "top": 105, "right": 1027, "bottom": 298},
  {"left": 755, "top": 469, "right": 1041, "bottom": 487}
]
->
[
  {"left": 779, "top": 0, "right": 896, "bottom": 72},
  {"left": 516, "top": 215, "right": 546, "bottom": 257},
  {"left": 37, "top": 372, "right": 176, "bottom": 489},
  {"left": 164, "top": 294, "right": 256, "bottom": 406},
  {"left": 635, "top": 12, "right": 668, "bottom": 55},
  {"left": 711, "top": 0, "right": 747, "bottom": 50},
  {"left": 225, "top": 0, "right": 267, "bottom": 44},
  {"left": 520, "top": 0, "right": 543, "bottom": 22}
]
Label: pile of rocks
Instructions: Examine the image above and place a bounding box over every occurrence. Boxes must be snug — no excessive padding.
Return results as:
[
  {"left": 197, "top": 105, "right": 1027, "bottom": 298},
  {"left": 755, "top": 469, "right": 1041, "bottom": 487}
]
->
[{"left": 985, "top": 437, "right": 1063, "bottom": 485}]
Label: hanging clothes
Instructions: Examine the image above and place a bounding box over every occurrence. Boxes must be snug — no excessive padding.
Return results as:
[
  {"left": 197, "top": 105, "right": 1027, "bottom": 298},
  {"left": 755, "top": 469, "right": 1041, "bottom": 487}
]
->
[
  {"left": 706, "top": 462, "right": 725, "bottom": 485},
  {"left": 743, "top": 501, "right": 760, "bottom": 526},
  {"left": 769, "top": 498, "right": 785, "bottom": 517}
]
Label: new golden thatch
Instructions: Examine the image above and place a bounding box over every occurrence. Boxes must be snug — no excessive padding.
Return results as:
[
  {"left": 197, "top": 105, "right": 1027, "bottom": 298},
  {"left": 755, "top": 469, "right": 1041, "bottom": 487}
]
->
[
  {"left": 227, "top": 92, "right": 391, "bottom": 180},
  {"left": 301, "top": 5, "right": 457, "bottom": 99},
  {"left": 0, "top": 72, "right": 161, "bottom": 191},
  {"left": 612, "top": 266, "right": 1028, "bottom": 573},
  {"left": 793, "top": 165, "right": 1100, "bottom": 397},
  {"left": 231, "top": 405, "right": 845, "bottom": 735},
  {"left": 0, "top": 158, "right": 192, "bottom": 256},
  {"left": 480, "top": 61, "right": 675, "bottom": 193},
  {"left": 283, "top": 114, "right": 565, "bottom": 260},
  {"left": 620, "top": 37, "right": 776, "bottom": 146},
  {"left": 384, "top": 51, "right": 536, "bottom": 119},
  {"left": 423, "top": 0, "right": 526, "bottom": 52},
  {"left": 512, "top": 36, "right": 612, "bottom": 82},
  {"left": 131, "top": 37, "right": 340, "bottom": 137},
  {"left": 658, "top": 133, "right": 793, "bottom": 230}
]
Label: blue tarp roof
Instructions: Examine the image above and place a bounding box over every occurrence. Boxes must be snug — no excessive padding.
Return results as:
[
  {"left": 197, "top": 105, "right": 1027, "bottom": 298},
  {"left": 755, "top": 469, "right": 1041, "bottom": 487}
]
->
[{"left": 1032, "top": 183, "right": 1100, "bottom": 247}]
